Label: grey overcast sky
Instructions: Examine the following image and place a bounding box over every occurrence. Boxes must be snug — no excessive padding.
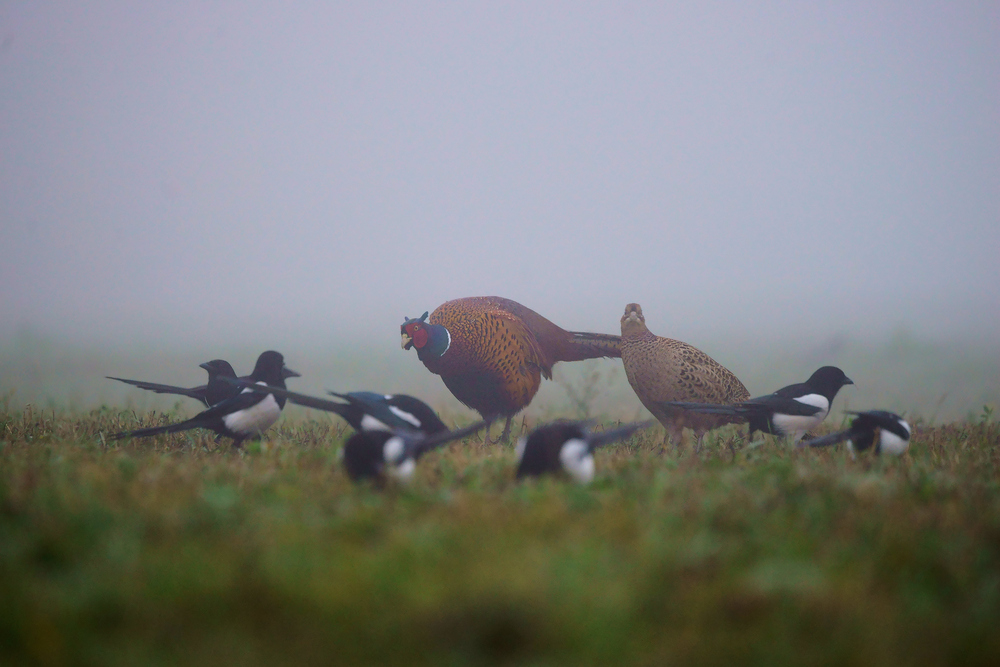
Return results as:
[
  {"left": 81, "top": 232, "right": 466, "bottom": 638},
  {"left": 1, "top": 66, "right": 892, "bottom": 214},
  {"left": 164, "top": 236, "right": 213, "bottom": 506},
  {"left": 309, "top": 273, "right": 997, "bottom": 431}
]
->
[{"left": 1, "top": 2, "right": 998, "bottom": 353}]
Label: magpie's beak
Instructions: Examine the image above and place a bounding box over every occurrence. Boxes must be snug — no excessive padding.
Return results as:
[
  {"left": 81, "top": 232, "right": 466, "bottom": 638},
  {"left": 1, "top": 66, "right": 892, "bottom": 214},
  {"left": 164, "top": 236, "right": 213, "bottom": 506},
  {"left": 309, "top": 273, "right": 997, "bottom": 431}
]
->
[
  {"left": 401, "top": 333, "right": 413, "bottom": 350},
  {"left": 844, "top": 376, "right": 855, "bottom": 385},
  {"left": 282, "top": 366, "right": 301, "bottom": 379}
]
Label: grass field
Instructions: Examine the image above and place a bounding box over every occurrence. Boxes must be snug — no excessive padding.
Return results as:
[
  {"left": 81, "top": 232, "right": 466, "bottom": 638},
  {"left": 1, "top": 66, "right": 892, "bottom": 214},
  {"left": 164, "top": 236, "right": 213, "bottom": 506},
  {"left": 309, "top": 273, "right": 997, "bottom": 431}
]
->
[{"left": 2, "top": 399, "right": 1000, "bottom": 665}]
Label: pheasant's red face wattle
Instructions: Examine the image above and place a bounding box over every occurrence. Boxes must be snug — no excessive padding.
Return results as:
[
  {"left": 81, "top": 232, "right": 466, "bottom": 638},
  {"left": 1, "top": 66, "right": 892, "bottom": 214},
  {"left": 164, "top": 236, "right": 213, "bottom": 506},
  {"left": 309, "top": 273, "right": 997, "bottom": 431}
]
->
[{"left": 406, "top": 322, "right": 429, "bottom": 349}]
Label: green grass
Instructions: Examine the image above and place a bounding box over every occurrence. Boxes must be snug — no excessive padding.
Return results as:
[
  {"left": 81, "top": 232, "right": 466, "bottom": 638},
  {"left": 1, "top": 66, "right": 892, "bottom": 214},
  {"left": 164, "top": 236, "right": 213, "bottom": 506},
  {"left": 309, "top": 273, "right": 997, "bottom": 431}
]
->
[{"left": 2, "top": 405, "right": 1000, "bottom": 666}]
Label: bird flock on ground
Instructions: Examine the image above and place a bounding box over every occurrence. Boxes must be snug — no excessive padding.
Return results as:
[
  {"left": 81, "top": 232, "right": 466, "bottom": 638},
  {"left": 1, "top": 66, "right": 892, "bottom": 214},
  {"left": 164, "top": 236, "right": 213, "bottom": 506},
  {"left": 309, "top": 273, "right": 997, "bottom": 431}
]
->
[{"left": 106, "top": 296, "right": 912, "bottom": 485}]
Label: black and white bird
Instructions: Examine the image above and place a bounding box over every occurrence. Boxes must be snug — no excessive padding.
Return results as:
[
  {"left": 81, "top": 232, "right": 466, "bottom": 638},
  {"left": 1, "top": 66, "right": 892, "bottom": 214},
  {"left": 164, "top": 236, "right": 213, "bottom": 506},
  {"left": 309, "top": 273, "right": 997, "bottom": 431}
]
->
[
  {"left": 325, "top": 391, "right": 446, "bottom": 435},
  {"left": 343, "top": 419, "right": 490, "bottom": 483},
  {"left": 107, "top": 358, "right": 299, "bottom": 408},
  {"left": 661, "top": 366, "right": 854, "bottom": 443},
  {"left": 108, "top": 351, "right": 299, "bottom": 447},
  {"left": 225, "top": 383, "right": 447, "bottom": 436},
  {"left": 516, "top": 420, "right": 655, "bottom": 484},
  {"left": 800, "top": 410, "right": 911, "bottom": 456}
]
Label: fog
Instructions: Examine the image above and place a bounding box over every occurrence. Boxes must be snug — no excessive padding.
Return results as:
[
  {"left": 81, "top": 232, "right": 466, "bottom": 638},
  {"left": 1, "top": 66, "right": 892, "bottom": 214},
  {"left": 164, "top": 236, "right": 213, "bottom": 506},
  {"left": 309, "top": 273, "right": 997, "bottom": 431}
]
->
[{"left": 2, "top": 3, "right": 998, "bottom": 412}]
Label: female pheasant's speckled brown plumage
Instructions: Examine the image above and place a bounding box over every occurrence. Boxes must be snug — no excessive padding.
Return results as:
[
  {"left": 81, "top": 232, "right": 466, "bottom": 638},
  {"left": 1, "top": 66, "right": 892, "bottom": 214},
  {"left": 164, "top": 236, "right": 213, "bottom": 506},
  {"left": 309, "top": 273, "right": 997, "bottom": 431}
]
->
[
  {"left": 402, "top": 296, "right": 621, "bottom": 443},
  {"left": 619, "top": 303, "right": 749, "bottom": 446}
]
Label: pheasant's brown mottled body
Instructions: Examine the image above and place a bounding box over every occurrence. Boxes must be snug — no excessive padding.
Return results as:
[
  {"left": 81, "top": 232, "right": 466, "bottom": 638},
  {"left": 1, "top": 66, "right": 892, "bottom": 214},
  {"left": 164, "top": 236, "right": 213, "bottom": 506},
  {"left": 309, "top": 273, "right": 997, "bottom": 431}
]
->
[
  {"left": 620, "top": 303, "right": 749, "bottom": 446},
  {"left": 402, "top": 296, "right": 621, "bottom": 443}
]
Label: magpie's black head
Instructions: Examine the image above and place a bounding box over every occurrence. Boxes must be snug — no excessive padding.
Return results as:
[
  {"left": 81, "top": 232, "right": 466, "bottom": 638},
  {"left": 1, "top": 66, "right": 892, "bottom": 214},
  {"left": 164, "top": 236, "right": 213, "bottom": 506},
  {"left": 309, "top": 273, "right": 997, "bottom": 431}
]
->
[
  {"left": 249, "top": 350, "right": 300, "bottom": 383},
  {"left": 199, "top": 359, "right": 237, "bottom": 378},
  {"left": 806, "top": 366, "right": 853, "bottom": 400}
]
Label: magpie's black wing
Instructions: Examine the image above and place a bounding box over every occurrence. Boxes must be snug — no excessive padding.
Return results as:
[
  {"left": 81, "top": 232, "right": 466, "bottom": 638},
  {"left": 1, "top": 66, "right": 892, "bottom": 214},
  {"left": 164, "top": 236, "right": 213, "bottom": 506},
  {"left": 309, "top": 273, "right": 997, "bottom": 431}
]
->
[
  {"left": 222, "top": 378, "right": 353, "bottom": 420},
  {"left": 741, "top": 393, "right": 825, "bottom": 417},
  {"left": 328, "top": 391, "right": 445, "bottom": 434}
]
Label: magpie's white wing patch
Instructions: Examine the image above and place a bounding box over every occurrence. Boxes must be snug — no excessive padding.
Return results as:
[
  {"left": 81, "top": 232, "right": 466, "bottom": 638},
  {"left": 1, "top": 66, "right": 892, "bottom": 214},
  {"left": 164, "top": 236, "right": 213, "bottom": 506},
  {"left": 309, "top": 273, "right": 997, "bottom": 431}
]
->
[
  {"left": 388, "top": 405, "right": 422, "bottom": 428},
  {"left": 360, "top": 414, "right": 391, "bottom": 432},
  {"left": 792, "top": 394, "right": 829, "bottom": 412}
]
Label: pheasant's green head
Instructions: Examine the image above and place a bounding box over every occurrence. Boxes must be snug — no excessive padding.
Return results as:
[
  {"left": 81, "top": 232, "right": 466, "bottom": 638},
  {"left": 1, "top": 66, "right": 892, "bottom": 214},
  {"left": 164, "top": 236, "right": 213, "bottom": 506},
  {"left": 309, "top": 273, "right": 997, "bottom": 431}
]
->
[{"left": 401, "top": 312, "right": 451, "bottom": 358}]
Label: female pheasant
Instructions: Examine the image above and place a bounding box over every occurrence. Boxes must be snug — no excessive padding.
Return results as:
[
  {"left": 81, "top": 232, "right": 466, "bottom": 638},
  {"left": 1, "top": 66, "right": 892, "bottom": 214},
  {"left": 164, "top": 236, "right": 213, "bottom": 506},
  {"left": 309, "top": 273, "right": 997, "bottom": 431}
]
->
[
  {"left": 620, "top": 303, "right": 750, "bottom": 447},
  {"left": 401, "top": 296, "right": 622, "bottom": 444}
]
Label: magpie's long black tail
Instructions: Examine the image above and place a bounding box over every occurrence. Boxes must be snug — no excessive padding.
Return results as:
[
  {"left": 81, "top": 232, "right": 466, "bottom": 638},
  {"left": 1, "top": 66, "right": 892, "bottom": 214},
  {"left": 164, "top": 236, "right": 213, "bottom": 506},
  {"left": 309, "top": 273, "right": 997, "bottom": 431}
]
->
[
  {"left": 108, "top": 417, "right": 200, "bottom": 441},
  {"left": 413, "top": 419, "right": 491, "bottom": 458},
  {"left": 799, "top": 429, "right": 852, "bottom": 449},
  {"left": 107, "top": 376, "right": 207, "bottom": 402},
  {"left": 589, "top": 420, "right": 656, "bottom": 451},
  {"left": 659, "top": 401, "right": 745, "bottom": 416}
]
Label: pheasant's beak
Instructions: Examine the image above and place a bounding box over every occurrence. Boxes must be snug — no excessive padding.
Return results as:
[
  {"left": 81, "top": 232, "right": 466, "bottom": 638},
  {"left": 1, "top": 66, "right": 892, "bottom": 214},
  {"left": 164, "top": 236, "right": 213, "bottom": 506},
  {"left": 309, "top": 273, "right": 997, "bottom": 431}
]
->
[{"left": 401, "top": 333, "right": 413, "bottom": 350}]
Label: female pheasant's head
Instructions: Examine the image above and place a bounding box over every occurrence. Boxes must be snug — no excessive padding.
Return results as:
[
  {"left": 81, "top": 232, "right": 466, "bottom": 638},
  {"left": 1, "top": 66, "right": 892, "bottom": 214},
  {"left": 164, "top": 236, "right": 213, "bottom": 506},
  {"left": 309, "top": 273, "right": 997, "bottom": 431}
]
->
[
  {"left": 620, "top": 303, "right": 649, "bottom": 337},
  {"left": 401, "top": 312, "right": 451, "bottom": 358}
]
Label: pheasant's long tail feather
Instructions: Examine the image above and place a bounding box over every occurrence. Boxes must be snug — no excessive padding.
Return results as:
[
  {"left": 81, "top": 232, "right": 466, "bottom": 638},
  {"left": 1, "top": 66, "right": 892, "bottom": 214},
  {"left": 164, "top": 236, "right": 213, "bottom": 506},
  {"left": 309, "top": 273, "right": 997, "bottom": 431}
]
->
[{"left": 561, "top": 331, "right": 622, "bottom": 361}]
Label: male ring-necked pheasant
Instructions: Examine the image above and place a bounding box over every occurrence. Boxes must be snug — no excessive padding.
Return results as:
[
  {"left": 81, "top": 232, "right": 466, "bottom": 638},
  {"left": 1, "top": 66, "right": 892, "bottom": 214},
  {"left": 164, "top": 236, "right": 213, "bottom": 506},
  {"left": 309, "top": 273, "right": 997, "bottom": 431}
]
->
[
  {"left": 620, "top": 303, "right": 750, "bottom": 447},
  {"left": 401, "top": 296, "right": 622, "bottom": 444}
]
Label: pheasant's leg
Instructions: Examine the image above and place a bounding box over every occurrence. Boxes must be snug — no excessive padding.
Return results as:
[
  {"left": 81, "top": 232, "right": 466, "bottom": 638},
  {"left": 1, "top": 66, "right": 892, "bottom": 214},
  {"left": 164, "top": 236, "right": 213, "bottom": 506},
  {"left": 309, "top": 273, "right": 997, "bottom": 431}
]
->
[
  {"left": 498, "top": 415, "right": 513, "bottom": 444},
  {"left": 482, "top": 422, "right": 494, "bottom": 447}
]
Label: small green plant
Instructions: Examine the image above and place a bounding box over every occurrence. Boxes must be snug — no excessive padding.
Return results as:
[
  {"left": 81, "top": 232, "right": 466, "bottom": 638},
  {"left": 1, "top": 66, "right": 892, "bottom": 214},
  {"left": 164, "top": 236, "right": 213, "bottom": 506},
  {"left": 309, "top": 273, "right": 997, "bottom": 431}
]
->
[{"left": 981, "top": 404, "right": 995, "bottom": 424}]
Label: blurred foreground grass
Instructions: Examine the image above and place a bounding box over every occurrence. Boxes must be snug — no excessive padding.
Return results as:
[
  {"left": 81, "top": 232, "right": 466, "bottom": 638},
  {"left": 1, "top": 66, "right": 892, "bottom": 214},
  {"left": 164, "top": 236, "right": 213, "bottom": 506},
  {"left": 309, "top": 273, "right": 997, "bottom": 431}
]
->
[{"left": 2, "top": 404, "right": 1000, "bottom": 665}]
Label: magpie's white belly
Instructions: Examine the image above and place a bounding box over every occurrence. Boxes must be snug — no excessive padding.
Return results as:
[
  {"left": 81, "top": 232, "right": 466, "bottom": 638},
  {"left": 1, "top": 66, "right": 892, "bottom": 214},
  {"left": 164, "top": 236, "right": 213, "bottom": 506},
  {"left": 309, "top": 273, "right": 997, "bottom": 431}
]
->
[
  {"left": 876, "top": 430, "right": 909, "bottom": 456},
  {"left": 383, "top": 436, "right": 416, "bottom": 482},
  {"left": 772, "top": 394, "right": 829, "bottom": 442},
  {"left": 772, "top": 411, "right": 827, "bottom": 442},
  {"left": 223, "top": 394, "right": 281, "bottom": 435},
  {"left": 559, "top": 440, "right": 595, "bottom": 484}
]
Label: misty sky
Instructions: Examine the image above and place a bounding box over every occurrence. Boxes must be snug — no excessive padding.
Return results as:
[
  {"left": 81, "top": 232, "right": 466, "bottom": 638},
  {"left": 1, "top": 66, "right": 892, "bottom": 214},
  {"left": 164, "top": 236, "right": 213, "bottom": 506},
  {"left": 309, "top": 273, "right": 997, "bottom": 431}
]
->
[{"left": 2, "top": 2, "right": 998, "bottom": 355}]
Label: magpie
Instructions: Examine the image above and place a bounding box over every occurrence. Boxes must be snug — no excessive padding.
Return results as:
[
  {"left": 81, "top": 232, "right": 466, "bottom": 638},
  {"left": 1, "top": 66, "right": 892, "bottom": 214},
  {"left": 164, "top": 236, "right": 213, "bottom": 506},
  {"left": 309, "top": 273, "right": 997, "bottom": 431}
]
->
[
  {"left": 107, "top": 358, "right": 299, "bottom": 407},
  {"left": 343, "top": 419, "right": 490, "bottom": 483},
  {"left": 660, "top": 366, "right": 854, "bottom": 443},
  {"left": 326, "top": 390, "right": 446, "bottom": 434},
  {"left": 516, "top": 420, "right": 655, "bottom": 484},
  {"left": 800, "top": 410, "right": 911, "bottom": 456},
  {"left": 223, "top": 382, "right": 447, "bottom": 435},
  {"left": 107, "top": 351, "right": 299, "bottom": 447}
]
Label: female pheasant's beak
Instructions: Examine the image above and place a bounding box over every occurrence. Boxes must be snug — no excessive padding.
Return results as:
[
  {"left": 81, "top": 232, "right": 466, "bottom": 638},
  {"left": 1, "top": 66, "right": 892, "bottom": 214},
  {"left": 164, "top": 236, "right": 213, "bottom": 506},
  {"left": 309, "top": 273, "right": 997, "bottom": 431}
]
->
[{"left": 401, "top": 333, "right": 413, "bottom": 350}]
